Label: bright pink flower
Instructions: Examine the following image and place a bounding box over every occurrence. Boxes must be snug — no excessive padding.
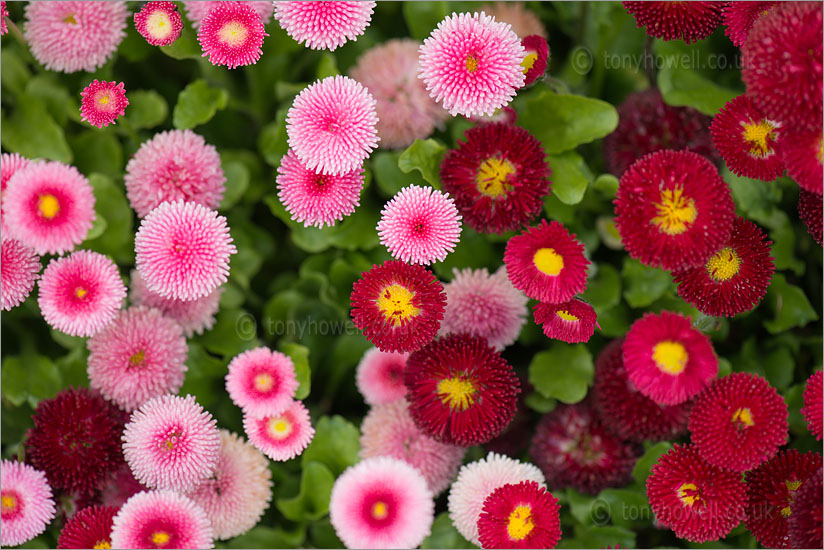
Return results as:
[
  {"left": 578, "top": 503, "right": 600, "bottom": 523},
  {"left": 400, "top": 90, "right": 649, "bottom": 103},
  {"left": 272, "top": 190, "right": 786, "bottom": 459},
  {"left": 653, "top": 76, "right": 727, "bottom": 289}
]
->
[
  {"left": 134, "top": 1, "right": 183, "bottom": 46},
  {"left": 419, "top": 12, "right": 525, "bottom": 117},
  {"left": 1, "top": 152, "right": 29, "bottom": 234},
  {"left": 533, "top": 298, "right": 598, "bottom": 344},
  {"left": 355, "top": 347, "right": 409, "bottom": 406},
  {"left": 183, "top": 1, "right": 273, "bottom": 28},
  {"left": 80, "top": 80, "right": 128, "bottom": 128},
  {"left": 722, "top": 1, "right": 778, "bottom": 46},
  {"left": 520, "top": 35, "right": 548, "bottom": 86},
  {"left": 1, "top": 238, "right": 40, "bottom": 311},
  {"left": 0, "top": 460, "right": 55, "bottom": 548},
  {"left": 111, "top": 490, "right": 214, "bottom": 549},
  {"left": 226, "top": 347, "right": 299, "bottom": 418},
  {"left": 243, "top": 400, "right": 314, "bottom": 461},
  {"left": 38, "top": 250, "right": 126, "bottom": 337},
  {"left": 1, "top": 1, "right": 8, "bottom": 35},
  {"left": 273, "top": 1, "right": 375, "bottom": 51},
  {"left": 198, "top": 1, "right": 268, "bottom": 69}
]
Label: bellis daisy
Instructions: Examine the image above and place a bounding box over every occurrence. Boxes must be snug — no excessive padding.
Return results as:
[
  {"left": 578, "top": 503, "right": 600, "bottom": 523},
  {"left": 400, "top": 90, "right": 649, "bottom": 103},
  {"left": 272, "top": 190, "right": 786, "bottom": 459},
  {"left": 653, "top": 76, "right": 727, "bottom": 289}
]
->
[
  {"left": 1, "top": 238, "right": 40, "bottom": 311},
  {"left": 623, "top": 1, "right": 726, "bottom": 44},
  {"left": 0, "top": 1, "right": 7, "bottom": 36},
  {"left": 520, "top": 35, "right": 549, "bottom": 86},
  {"left": 198, "top": 1, "right": 268, "bottom": 69},
  {"left": 57, "top": 505, "right": 117, "bottom": 550},
  {"left": 243, "top": 400, "right": 314, "bottom": 461},
  {"left": 134, "top": 1, "right": 183, "bottom": 46},
  {"left": 225, "top": 347, "right": 299, "bottom": 418},
  {"left": 1, "top": 152, "right": 30, "bottom": 234},
  {"left": 533, "top": 298, "right": 598, "bottom": 344},
  {"left": 722, "top": 1, "right": 778, "bottom": 46},
  {"left": 80, "top": 80, "right": 128, "bottom": 128},
  {"left": 780, "top": 129, "right": 823, "bottom": 195},
  {"left": 787, "top": 467, "right": 823, "bottom": 549},
  {"left": 801, "top": 370, "right": 823, "bottom": 440},
  {"left": 184, "top": 1, "right": 273, "bottom": 28},
  {"left": 0, "top": 460, "right": 55, "bottom": 548},
  {"left": 355, "top": 347, "right": 409, "bottom": 406},
  {"left": 480, "top": 2, "right": 547, "bottom": 38},
  {"left": 273, "top": 1, "right": 375, "bottom": 51},
  {"left": 477, "top": 481, "right": 561, "bottom": 550},
  {"left": 798, "top": 190, "right": 823, "bottom": 246},
  {"left": 111, "top": 490, "right": 214, "bottom": 550}
]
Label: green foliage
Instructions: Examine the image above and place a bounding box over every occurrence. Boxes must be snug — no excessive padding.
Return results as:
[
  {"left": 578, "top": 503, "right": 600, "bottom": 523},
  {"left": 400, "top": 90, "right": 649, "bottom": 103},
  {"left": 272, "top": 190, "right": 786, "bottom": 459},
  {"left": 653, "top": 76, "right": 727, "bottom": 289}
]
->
[
  {"left": 529, "top": 344, "right": 594, "bottom": 404},
  {"left": 520, "top": 90, "right": 619, "bottom": 153},
  {"left": 173, "top": 79, "right": 229, "bottom": 129},
  {"left": 301, "top": 416, "right": 360, "bottom": 476},
  {"left": 398, "top": 138, "right": 446, "bottom": 188}
]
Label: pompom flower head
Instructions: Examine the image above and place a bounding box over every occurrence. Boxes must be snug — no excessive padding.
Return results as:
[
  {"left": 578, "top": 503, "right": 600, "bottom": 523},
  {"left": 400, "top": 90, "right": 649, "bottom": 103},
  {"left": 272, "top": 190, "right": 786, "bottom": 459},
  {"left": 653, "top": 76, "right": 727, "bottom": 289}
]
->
[
  {"left": 788, "top": 467, "right": 823, "bottom": 549},
  {"left": 355, "top": 347, "right": 409, "bottom": 406},
  {"left": 623, "top": 1, "right": 726, "bottom": 43},
  {"left": 225, "top": 347, "right": 299, "bottom": 418},
  {"left": 135, "top": 200, "right": 236, "bottom": 302},
  {"left": 533, "top": 299, "right": 598, "bottom": 344},
  {"left": 1, "top": 152, "right": 30, "bottom": 234},
  {"left": 801, "top": 370, "right": 823, "bottom": 440},
  {"left": 520, "top": 35, "right": 549, "bottom": 86},
  {"left": 38, "top": 250, "right": 126, "bottom": 337},
  {"left": 622, "top": 311, "right": 718, "bottom": 405},
  {"left": 419, "top": 12, "right": 525, "bottom": 117},
  {"left": 111, "top": 490, "right": 214, "bottom": 550},
  {"left": 243, "top": 400, "right": 314, "bottom": 461},
  {"left": 1, "top": 238, "right": 40, "bottom": 311},
  {"left": 330, "top": 456, "right": 434, "bottom": 549},
  {"left": 0, "top": 460, "right": 55, "bottom": 548},
  {"left": 274, "top": 1, "right": 375, "bottom": 51},
  {"left": 0, "top": 1, "right": 7, "bottom": 36},
  {"left": 184, "top": 1, "right": 273, "bottom": 28},
  {"left": 350, "top": 260, "right": 446, "bottom": 353},
  {"left": 57, "top": 505, "right": 117, "bottom": 550},
  {"left": 477, "top": 481, "right": 561, "bottom": 550},
  {"left": 87, "top": 306, "right": 188, "bottom": 412},
  {"left": 798, "top": 190, "right": 823, "bottom": 246},
  {"left": 780, "top": 129, "right": 823, "bottom": 195},
  {"left": 80, "top": 80, "right": 128, "bottom": 128},
  {"left": 722, "top": 1, "right": 778, "bottom": 46},
  {"left": 122, "top": 394, "right": 221, "bottom": 493},
  {"left": 134, "top": 1, "right": 183, "bottom": 46},
  {"left": 198, "top": 1, "right": 268, "bottom": 69}
]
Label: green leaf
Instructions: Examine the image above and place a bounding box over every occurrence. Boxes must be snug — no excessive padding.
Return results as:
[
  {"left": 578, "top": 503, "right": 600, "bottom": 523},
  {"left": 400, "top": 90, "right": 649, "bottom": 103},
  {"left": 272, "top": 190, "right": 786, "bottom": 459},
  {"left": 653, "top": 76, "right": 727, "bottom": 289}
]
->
[
  {"left": 524, "top": 392, "right": 557, "bottom": 414},
  {"left": 763, "top": 347, "right": 794, "bottom": 390},
  {"left": 227, "top": 526, "right": 305, "bottom": 549},
  {"left": 562, "top": 526, "right": 636, "bottom": 549},
  {"left": 622, "top": 258, "right": 673, "bottom": 308},
  {"left": 160, "top": 26, "right": 202, "bottom": 60},
  {"left": 599, "top": 488, "right": 652, "bottom": 528},
  {"left": 258, "top": 108, "right": 289, "bottom": 166},
  {"left": 125, "top": 89, "right": 169, "bottom": 129},
  {"left": 633, "top": 441, "right": 672, "bottom": 485},
  {"left": 1, "top": 356, "right": 62, "bottom": 408},
  {"left": 173, "top": 79, "right": 229, "bottom": 130},
  {"left": 83, "top": 174, "right": 134, "bottom": 263},
  {"left": 301, "top": 415, "right": 360, "bottom": 476},
  {"left": 195, "top": 309, "right": 258, "bottom": 357},
  {"left": 275, "top": 461, "right": 335, "bottom": 521},
  {"left": 1, "top": 96, "right": 73, "bottom": 162},
  {"left": 398, "top": 139, "right": 446, "bottom": 188},
  {"left": 316, "top": 53, "right": 339, "bottom": 78},
  {"left": 26, "top": 74, "right": 76, "bottom": 126},
  {"left": 528, "top": 344, "right": 594, "bottom": 404},
  {"left": 371, "top": 150, "right": 425, "bottom": 197},
  {"left": 1, "top": 49, "right": 31, "bottom": 96},
  {"left": 582, "top": 264, "right": 621, "bottom": 311},
  {"left": 219, "top": 161, "right": 250, "bottom": 210},
  {"left": 403, "top": 1, "right": 450, "bottom": 40},
  {"left": 764, "top": 273, "right": 818, "bottom": 334},
  {"left": 593, "top": 173, "right": 619, "bottom": 196},
  {"left": 432, "top": 228, "right": 497, "bottom": 280},
  {"left": 282, "top": 342, "right": 311, "bottom": 399},
  {"left": 421, "top": 513, "right": 478, "bottom": 549},
  {"left": 69, "top": 131, "right": 123, "bottom": 179},
  {"left": 656, "top": 46, "right": 738, "bottom": 115},
  {"left": 548, "top": 152, "right": 592, "bottom": 205}
]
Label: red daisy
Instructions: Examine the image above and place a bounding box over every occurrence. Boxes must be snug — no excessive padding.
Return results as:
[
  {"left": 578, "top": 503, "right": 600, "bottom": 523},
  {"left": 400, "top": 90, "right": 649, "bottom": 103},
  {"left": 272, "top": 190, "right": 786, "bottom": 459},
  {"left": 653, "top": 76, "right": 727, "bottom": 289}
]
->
[
  {"left": 673, "top": 217, "right": 775, "bottom": 318},
  {"left": 689, "top": 372, "right": 788, "bottom": 473},
  {"left": 529, "top": 402, "right": 642, "bottom": 495},
  {"left": 623, "top": 1, "right": 727, "bottom": 44},
  {"left": 646, "top": 444, "right": 747, "bottom": 543},
  {"left": 520, "top": 35, "right": 548, "bottom": 86},
  {"left": 350, "top": 260, "right": 446, "bottom": 354},
  {"left": 440, "top": 123, "right": 551, "bottom": 234},
  {"left": 504, "top": 220, "right": 589, "bottom": 303},
  {"left": 403, "top": 334, "right": 520, "bottom": 447},
  {"left": 476, "top": 481, "right": 561, "bottom": 550},
  {"left": 532, "top": 298, "right": 598, "bottom": 344},
  {"left": 593, "top": 339, "right": 692, "bottom": 443},
  {"left": 780, "top": 129, "right": 823, "bottom": 195},
  {"left": 788, "top": 467, "right": 823, "bottom": 549},
  {"left": 744, "top": 449, "right": 823, "bottom": 549},
  {"left": 801, "top": 370, "right": 823, "bottom": 441},
  {"left": 57, "top": 505, "right": 117, "bottom": 549},
  {"left": 614, "top": 150, "right": 736, "bottom": 271},
  {"left": 710, "top": 94, "right": 784, "bottom": 182},
  {"left": 798, "top": 190, "right": 823, "bottom": 246},
  {"left": 622, "top": 311, "right": 718, "bottom": 406},
  {"left": 722, "top": 1, "right": 778, "bottom": 46}
]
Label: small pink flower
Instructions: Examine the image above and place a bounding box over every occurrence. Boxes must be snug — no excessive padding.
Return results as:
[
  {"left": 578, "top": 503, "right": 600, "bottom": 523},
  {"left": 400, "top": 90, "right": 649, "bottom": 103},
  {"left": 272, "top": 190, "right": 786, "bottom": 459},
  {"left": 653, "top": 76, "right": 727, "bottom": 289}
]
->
[
  {"left": 80, "top": 80, "right": 129, "bottom": 128},
  {"left": 0, "top": 460, "right": 55, "bottom": 548},
  {"left": 243, "top": 400, "right": 314, "bottom": 461},
  {"left": 225, "top": 347, "right": 299, "bottom": 418},
  {"left": 1, "top": 152, "right": 30, "bottom": 235},
  {"left": 1, "top": 1, "right": 8, "bottom": 36},
  {"left": 134, "top": 1, "right": 182, "bottom": 46},
  {"left": 111, "top": 490, "right": 214, "bottom": 549},
  {"left": 198, "top": 1, "right": 268, "bottom": 69},
  {"left": 1, "top": 238, "right": 40, "bottom": 311},
  {"left": 273, "top": 1, "right": 376, "bottom": 51},
  {"left": 183, "top": 1, "right": 273, "bottom": 28},
  {"left": 355, "top": 347, "right": 409, "bottom": 406}
]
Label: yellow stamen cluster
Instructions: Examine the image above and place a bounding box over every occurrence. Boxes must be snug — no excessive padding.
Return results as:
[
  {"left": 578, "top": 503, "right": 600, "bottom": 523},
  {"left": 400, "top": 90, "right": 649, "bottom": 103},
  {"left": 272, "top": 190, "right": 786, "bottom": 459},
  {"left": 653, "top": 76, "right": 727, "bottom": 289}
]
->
[
  {"left": 652, "top": 341, "right": 689, "bottom": 375},
  {"left": 376, "top": 284, "right": 420, "bottom": 326},
  {"left": 218, "top": 21, "right": 249, "bottom": 47},
  {"left": 533, "top": 248, "right": 564, "bottom": 276},
  {"left": 437, "top": 376, "right": 477, "bottom": 411},
  {"left": 476, "top": 157, "right": 515, "bottom": 198},
  {"left": 705, "top": 247, "right": 741, "bottom": 282},
  {"left": 507, "top": 505, "right": 535, "bottom": 541},
  {"left": 741, "top": 120, "right": 777, "bottom": 158},
  {"left": 651, "top": 187, "right": 697, "bottom": 235}
]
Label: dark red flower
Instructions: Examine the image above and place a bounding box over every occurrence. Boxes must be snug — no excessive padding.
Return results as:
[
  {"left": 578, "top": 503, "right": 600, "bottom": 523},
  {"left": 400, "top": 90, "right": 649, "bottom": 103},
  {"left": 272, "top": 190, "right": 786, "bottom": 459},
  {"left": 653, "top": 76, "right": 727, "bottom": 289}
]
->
[
  {"left": 801, "top": 370, "right": 823, "bottom": 441},
  {"left": 798, "top": 190, "right": 823, "bottom": 246},
  {"left": 532, "top": 298, "right": 597, "bottom": 343},
  {"left": 788, "top": 467, "right": 823, "bottom": 549},
  {"left": 477, "top": 481, "right": 561, "bottom": 549},
  {"left": 780, "top": 129, "right": 823, "bottom": 195},
  {"left": 623, "top": 1, "right": 727, "bottom": 43},
  {"left": 520, "top": 35, "right": 549, "bottom": 86},
  {"left": 722, "top": 1, "right": 778, "bottom": 46},
  {"left": 57, "top": 505, "right": 117, "bottom": 549}
]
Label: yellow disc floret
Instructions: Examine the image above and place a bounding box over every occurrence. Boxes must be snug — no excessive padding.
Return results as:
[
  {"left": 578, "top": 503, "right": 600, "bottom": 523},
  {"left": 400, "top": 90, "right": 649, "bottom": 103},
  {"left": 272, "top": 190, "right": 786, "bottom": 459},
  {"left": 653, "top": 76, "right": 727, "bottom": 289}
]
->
[
  {"left": 651, "top": 187, "right": 697, "bottom": 235},
  {"left": 507, "top": 505, "right": 535, "bottom": 541},
  {"left": 437, "top": 376, "right": 477, "bottom": 411},
  {"left": 219, "top": 21, "right": 249, "bottom": 47},
  {"left": 476, "top": 157, "right": 515, "bottom": 198},
  {"left": 376, "top": 284, "right": 420, "bottom": 326},
  {"left": 732, "top": 407, "right": 755, "bottom": 428},
  {"left": 151, "top": 531, "right": 171, "bottom": 546},
  {"left": 705, "top": 247, "right": 741, "bottom": 282},
  {"left": 652, "top": 341, "right": 689, "bottom": 375},
  {"left": 521, "top": 53, "right": 538, "bottom": 74},
  {"left": 371, "top": 501, "right": 389, "bottom": 520},
  {"left": 267, "top": 416, "right": 293, "bottom": 439},
  {"left": 556, "top": 310, "right": 579, "bottom": 322},
  {"left": 254, "top": 372, "right": 274, "bottom": 392},
  {"left": 38, "top": 193, "right": 60, "bottom": 219},
  {"left": 533, "top": 248, "right": 564, "bottom": 276},
  {"left": 466, "top": 54, "right": 478, "bottom": 72},
  {"left": 742, "top": 120, "right": 777, "bottom": 158},
  {"left": 677, "top": 482, "right": 701, "bottom": 506}
]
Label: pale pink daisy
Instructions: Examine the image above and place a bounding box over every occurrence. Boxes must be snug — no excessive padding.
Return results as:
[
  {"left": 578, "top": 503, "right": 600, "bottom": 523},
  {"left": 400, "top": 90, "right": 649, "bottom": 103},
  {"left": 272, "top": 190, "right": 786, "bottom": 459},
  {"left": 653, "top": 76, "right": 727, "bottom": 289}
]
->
[
  {"left": 110, "top": 490, "right": 214, "bottom": 550},
  {"left": 1, "top": 152, "right": 30, "bottom": 235},
  {"left": 329, "top": 456, "right": 434, "bottom": 549},
  {"left": 122, "top": 394, "right": 221, "bottom": 493},
  {"left": 135, "top": 200, "right": 236, "bottom": 302},
  {"left": 80, "top": 80, "right": 129, "bottom": 128},
  {"left": 377, "top": 185, "right": 462, "bottom": 265},
  {"left": 0, "top": 460, "right": 55, "bottom": 548},
  {"left": 3, "top": 161, "right": 95, "bottom": 255},
  {"left": 183, "top": 1, "right": 273, "bottom": 28},
  {"left": 276, "top": 149, "right": 364, "bottom": 228},
  {"left": 355, "top": 347, "right": 409, "bottom": 406},
  {"left": 225, "top": 347, "right": 299, "bottom": 418},
  {"left": 273, "top": 1, "right": 375, "bottom": 51},
  {"left": 198, "top": 1, "right": 268, "bottom": 69},
  {"left": 186, "top": 430, "right": 272, "bottom": 540},
  {"left": 286, "top": 75, "right": 379, "bottom": 176},
  {"left": 243, "top": 400, "right": 314, "bottom": 461},
  {"left": 134, "top": 1, "right": 183, "bottom": 46},
  {"left": 100, "top": 465, "right": 147, "bottom": 509},
  {"left": 360, "top": 399, "right": 466, "bottom": 495},
  {"left": 24, "top": 1, "right": 129, "bottom": 73},
  {"left": 419, "top": 12, "right": 526, "bottom": 117},
  {"left": 37, "top": 250, "right": 126, "bottom": 337},
  {"left": 1, "top": 238, "right": 40, "bottom": 311},
  {"left": 87, "top": 306, "right": 188, "bottom": 412}
]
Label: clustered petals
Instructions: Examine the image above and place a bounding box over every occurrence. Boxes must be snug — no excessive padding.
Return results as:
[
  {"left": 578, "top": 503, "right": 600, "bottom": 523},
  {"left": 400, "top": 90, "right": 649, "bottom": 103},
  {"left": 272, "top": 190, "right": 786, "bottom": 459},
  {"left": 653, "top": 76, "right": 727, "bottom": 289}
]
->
[
  {"left": 477, "top": 481, "right": 561, "bottom": 550},
  {"left": 623, "top": 1, "right": 726, "bottom": 44},
  {"left": 242, "top": 399, "right": 314, "bottom": 462},
  {"left": 198, "top": 1, "right": 268, "bottom": 69},
  {"left": 80, "top": 80, "right": 128, "bottom": 128},
  {"left": 533, "top": 298, "right": 598, "bottom": 344},
  {"left": 1, "top": 238, "right": 40, "bottom": 311},
  {"left": 274, "top": 1, "right": 375, "bottom": 51},
  {"left": 225, "top": 347, "right": 299, "bottom": 418},
  {"left": 134, "top": 1, "right": 183, "bottom": 46},
  {"left": 0, "top": 460, "right": 55, "bottom": 548},
  {"left": 110, "top": 490, "right": 214, "bottom": 549}
]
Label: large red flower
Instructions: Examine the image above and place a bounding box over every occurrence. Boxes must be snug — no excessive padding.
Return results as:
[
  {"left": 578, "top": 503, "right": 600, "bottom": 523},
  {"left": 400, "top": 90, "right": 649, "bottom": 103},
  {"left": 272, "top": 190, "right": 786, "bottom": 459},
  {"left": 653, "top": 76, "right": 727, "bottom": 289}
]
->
[
  {"left": 476, "top": 481, "right": 561, "bottom": 550},
  {"left": 780, "top": 129, "right": 823, "bottom": 195},
  {"left": 623, "top": 1, "right": 727, "bottom": 43},
  {"left": 57, "top": 505, "right": 117, "bottom": 549},
  {"left": 722, "top": 1, "right": 779, "bottom": 46},
  {"left": 788, "top": 467, "right": 823, "bottom": 549},
  {"left": 801, "top": 370, "right": 823, "bottom": 441}
]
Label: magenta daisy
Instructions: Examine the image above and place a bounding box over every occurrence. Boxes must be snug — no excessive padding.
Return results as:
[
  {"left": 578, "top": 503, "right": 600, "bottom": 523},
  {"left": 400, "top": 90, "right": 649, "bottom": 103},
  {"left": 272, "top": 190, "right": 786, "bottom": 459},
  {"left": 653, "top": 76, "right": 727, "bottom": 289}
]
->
[
  {"left": 533, "top": 298, "right": 598, "bottom": 344},
  {"left": 134, "top": 1, "right": 182, "bottom": 46},
  {"left": 3, "top": 160, "right": 95, "bottom": 255},
  {"left": 276, "top": 149, "right": 364, "bottom": 228},
  {"left": 110, "top": 490, "right": 214, "bottom": 550},
  {"left": 135, "top": 200, "right": 236, "bottom": 302},
  {"left": 801, "top": 370, "right": 823, "bottom": 441},
  {"left": 80, "top": 80, "right": 128, "bottom": 129},
  {"left": 273, "top": 1, "right": 375, "bottom": 51},
  {"left": 242, "top": 400, "right": 314, "bottom": 461},
  {"left": 722, "top": 1, "right": 778, "bottom": 46},
  {"left": 419, "top": 12, "right": 525, "bottom": 117},
  {"left": 780, "top": 129, "right": 823, "bottom": 195},
  {"left": 623, "top": 1, "right": 726, "bottom": 44},
  {"left": 1, "top": 238, "right": 40, "bottom": 311},
  {"left": 377, "top": 185, "right": 462, "bottom": 265},
  {"left": 1, "top": 152, "right": 30, "bottom": 234},
  {"left": 225, "top": 347, "right": 299, "bottom": 418},
  {"left": 329, "top": 456, "right": 434, "bottom": 549},
  {"left": 184, "top": 1, "right": 273, "bottom": 28},
  {"left": 0, "top": 460, "right": 55, "bottom": 548},
  {"left": 198, "top": 1, "right": 268, "bottom": 69},
  {"left": 520, "top": 35, "right": 549, "bottom": 86},
  {"left": 38, "top": 250, "right": 126, "bottom": 337},
  {"left": 0, "top": 1, "right": 8, "bottom": 36},
  {"left": 477, "top": 481, "right": 561, "bottom": 550},
  {"left": 286, "top": 75, "right": 379, "bottom": 176},
  {"left": 23, "top": 1, "right": 129, "bottom": 73},
  {"left": 122, "top": 394, "right": 221, "bottom": 493},
  {"left": 355, "top": 347, "right": 409, "bottom": 406},
  {"left": 87, "top": 306, "right": 188, "bottom": 412}
]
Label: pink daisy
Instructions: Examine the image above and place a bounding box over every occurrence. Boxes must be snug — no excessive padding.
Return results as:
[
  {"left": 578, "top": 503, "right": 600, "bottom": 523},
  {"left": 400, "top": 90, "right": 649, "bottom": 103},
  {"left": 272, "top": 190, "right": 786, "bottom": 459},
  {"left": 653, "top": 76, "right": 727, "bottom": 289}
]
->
[
  {"left": 134, "top": 200, "right": 236, "bottom": 302},
  {"left": 329, "top": 456, "right": 434, "bottom": 549},
  {"left": 1, "top": 152, "right": 30, "bottom": 234},
  {"left": 0, "top": 460, "right": 55, "bottom": 548},
  {"left": 183, "top": 1, "right": 273, "bottom": 28},
  {"left": 533, "top": 298, "right": 598, "bottom": 344},
  {"left": 129, "top": 269, "right": 223, "bottom": 337},
  {"left": 377, "top": 185, "right": 462, "bottom": 265},
  {"left": 24, "top": 1, "right": 129, "bottom": 73},
  {"left": 273, "top": 1, "right": 376, "bottom": 51},
  {"left": 87, "top": 306, "right": 188, "bottom": 412},
  {"left": 355, "top": 347, "right": 409, "bottom": 406},
  {"left": 418, "top": 12, "right": 525, "bottom": 117},
  {"left": 439, "top": 266, "right": 528, "bottom": 351},
  {"left": 1, "top": 238, "right": 40, "bottom": 311},
  {"left": 225, "top": 347, "right": 299, "bottom": 418},
  {"left": 276, "top": 149, "right": 364, "bottom": 228},
  {"left": 134, "top": 1, "right": 183, "bottom": 46},
  {"left": 286, "top": 75, "right": 379, "bottom": 176},
  {"left": 38, "top": 250, "right": 126, "bottom": 337},
  {"left": 198, "top": 1, "right": 268, "bottom": 69},
  {"left": 110, "top": 490, "right": 214, "bottom": 550},
  {"left": 780, "top": 129, "right": 823, "bottom": 195},
  {"left": 243, "top": 400, "right": 314, "bottom": 461},
  {"left": 122, "top": 394, "right": 221, "bottom": 493},
  {"left": 360, "top": 399, "right": 466, "bottom": 495},
  {"left": 1, "top": 1, "right": 8, "bottom": 36},
  {"left": 3, "top": 161, "right": 95, "bottom": 255},
  {"left": 722, "top": 1, "right": 778, "bottom": 46},
  {"left": 80, "top": 80, "right": 128, "bottom": 129}
]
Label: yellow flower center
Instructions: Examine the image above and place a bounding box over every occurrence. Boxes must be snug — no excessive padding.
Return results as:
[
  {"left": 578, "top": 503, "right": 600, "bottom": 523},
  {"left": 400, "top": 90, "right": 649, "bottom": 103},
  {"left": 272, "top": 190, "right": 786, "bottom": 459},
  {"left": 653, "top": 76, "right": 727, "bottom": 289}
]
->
[
  {"left": 742, "top": 120, "right": 777, "bottom": 158},
  {"left": 437, "top": 376, "right": 477, "bottom": 411},
  {"left": 507, "top": 505, "right": 535, "bottom": 541},
  {"left": 254, "top": 373, "right": 274, "bottom": 392},
  {"left": 817, "top": 134, "right": 823, "bottom": 164},
  {"left": 62, "top": 13, "right": 77, "bottom": 24},
  {"left": 146, "top": 10, "right": 172, "bottom": 38},
  {"left": 556, "top": 310, "right": 579, "bottom": 322},
  {"left": 75, "top": 287, "right": 88, "bottom": 299},
  {"left": 732, "top": 407, "right": 755, "bottom": 427},
  {"left": 476, "top": 157, "right": 515, "bottom": 198},
  {"left": 371, "top": 501, "right": 389, "bottom": 520},
  {"left": 218, "top": 21, "right": 248, "bottom": 47},
  {"left": 1, "top": 493, "right": 18, "bottom": 514},
  {"left": 151, "top": 531, "right": 170, "bottom": 546},
  {"left": 651, "top": 187, "right": 697, "bottom": 235},
  {"left": 93, "top": 541, "right": 112, "bottom": 550},
  {"left": 267, "top": 416, "right": 293, "bottom": 439},
  {"left": 533, "top": 248, "right": 564, "bottom": 276},
  {"left": 677, "top": 482, "right": 701, "bottom": 507},
  {"left": 376, "top": 284, "right": 420, "bottom": 327},
  {"left": 38, "top": 193, "right": 60, "bottom": 219},
  {"left": 129, "top": 350, "right": 146, "bottom": 367},
  {"left": 652, "top": 341, "right": 688, "bottom": 375},
  {"left": 466, "top": 54, "right": 478, "bottom": 72},
  {"left": 706, "top": 247, "right": 741, "bottom": 282},
  {"left": 521, "top": 52, "right": 538, "bottom": 73},
  {"left": 781, "top": 480, "right": 804, "bottom": 517}
]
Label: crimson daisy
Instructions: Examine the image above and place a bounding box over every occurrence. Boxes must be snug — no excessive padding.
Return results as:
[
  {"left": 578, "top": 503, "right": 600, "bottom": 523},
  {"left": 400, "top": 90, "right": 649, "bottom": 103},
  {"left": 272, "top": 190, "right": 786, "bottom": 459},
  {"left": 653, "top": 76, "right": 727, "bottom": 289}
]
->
[
  {"left": 801, "top": 370, "right": 823, "bottom": 441},
  {"left": 623, "top": 1, "right": 727, "bottom": 44},
  {"left": 520, "top": 35, "right": 548, "bottom": 86},
  {"left": 788, "top": 467, "right": 823, "bottom": 549},
  {"left": 798, "top": 189, "right": 823, "bottom": 246},
  {"left": 780, "top": 129, "right": 823, "bottom": 195},
  {"left": 57, "top": 505, "right": 117, "bottom": 549},
  {"left": 476, "top": 481, "right": 561, "bottom": 550},
  {"left": 532, "top": 298, "right": 598, "bottom": 344},
  {"left": 722, "top": 1, "right": 778, "bottom": 46}
]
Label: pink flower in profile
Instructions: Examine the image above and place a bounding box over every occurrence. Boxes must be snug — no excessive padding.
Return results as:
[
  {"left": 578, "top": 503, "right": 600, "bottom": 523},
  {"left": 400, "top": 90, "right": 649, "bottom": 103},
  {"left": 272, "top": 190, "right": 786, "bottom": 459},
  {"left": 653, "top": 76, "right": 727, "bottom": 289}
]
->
[
  {"left": 1, "top": 238, "right": 40, "bottom": 311},
  {"left": 135, "top": 200, "right": 236, "bottom": 302},
  {"left": 3, "top": 161, "right": 95, "bottom": 255},
  {"left": 276, "top": 149, "right": 364, "bottom": 228},
  {"left": 183, "top": 1, "right": 273, "bottom": 28},
  {"left": 1, "top": 1, "right": 8, "bottom": 36},
  {"left": 419, "top": 12, "right": 525, "bottom": 117},
  {"left": 122, "top": 394, "right": 221, "bottom": 493},
  {"left": 0, "top": 460, "right": 55, "bottom": 548},
  {"left": 134, "top": 1, "right": 183, "bottom": 46},
  {"left": 198, "top": 1, "right": 268, "bottom": 69},
  {"left": 520, "top": 34, "right": 549, "bottom": 86},
  {"left": 243, "top": 400, "right": 314, "bottom": 461},
  {"left": 80, "top": 80, "right": 129, "bottom": 128},
  {"left": 286, "top": 75, "right": 379, "bottom": 176},
  {"left": 38, "top": 250, "right": 126, "bottom": 337},
  {"left": 24, "top": 1, "right": 129, "bottom": 73},
  {"left": 1, "top": 152, "right": 30, "bottom": 234},
  {"left": 329, "top": 456, "right": 435, "bottom": 549},
  {"left": 110, "top": 490, "right": 214, "bottom": 550},
  {"left": 273, "top": 1, "right": 375, "bottom": 51},
  {"left": 355, "top": 347, "right": 409, "bottom": 406},
  {"left": 225, "top": 347, "right": 299, "bottom": 418},
  {"left": 377, "top": 185, "right": 462, "bottom": 265},
  {"left": 533, "top": 299, "right": 599, "bottom": 344}
]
